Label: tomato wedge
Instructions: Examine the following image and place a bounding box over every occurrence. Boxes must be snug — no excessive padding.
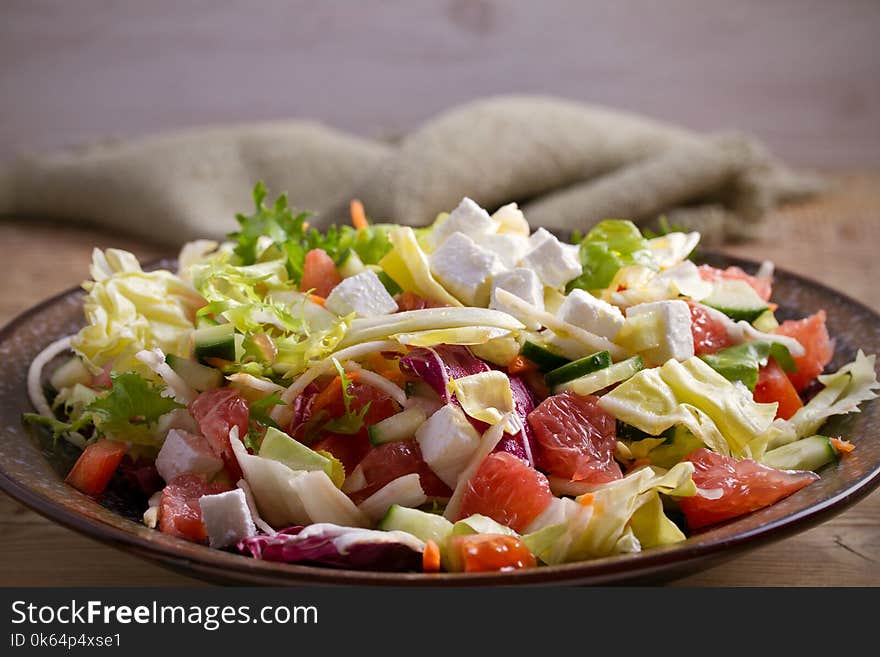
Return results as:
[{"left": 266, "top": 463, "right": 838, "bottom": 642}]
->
[
  {"left": 65, "top": 439, "right": 127, "bottom": 496},
  {"left": 754, "top": 358, "right": 803, "bottom": 420},
  {"left": 300, "top": 248, "right": 341, "bottom": 298},
  {"left": 446, "top": 534, "right": 537, "bottom": 572}
]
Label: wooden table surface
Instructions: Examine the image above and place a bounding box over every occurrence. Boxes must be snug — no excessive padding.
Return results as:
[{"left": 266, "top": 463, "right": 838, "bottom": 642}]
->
[{"left": 0, "top": 171, "right": 878, "bottom": 586}]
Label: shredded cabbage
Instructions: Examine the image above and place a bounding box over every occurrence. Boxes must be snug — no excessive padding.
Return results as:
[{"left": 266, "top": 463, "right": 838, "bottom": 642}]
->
[
  {"left": 71, "top": 249, "right": 203, "bottom": 375},
  {"left": 599, "top": 357, "right": 778, "bottom": 458}
]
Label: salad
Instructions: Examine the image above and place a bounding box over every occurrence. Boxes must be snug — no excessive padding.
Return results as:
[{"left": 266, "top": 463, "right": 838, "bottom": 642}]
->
[{"left": 25, "top": 183, "right": 879, "bottom": 574}]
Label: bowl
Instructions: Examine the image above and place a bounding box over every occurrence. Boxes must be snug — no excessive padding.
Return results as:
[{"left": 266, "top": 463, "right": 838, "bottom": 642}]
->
[{"left": 1, "top": 252, "right": 878, "bottom": 585}]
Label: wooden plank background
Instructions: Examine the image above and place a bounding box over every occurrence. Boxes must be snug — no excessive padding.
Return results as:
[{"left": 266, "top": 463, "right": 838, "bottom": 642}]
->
[{"left": 0, "top": 1, "right": 878, "bottom": 586}]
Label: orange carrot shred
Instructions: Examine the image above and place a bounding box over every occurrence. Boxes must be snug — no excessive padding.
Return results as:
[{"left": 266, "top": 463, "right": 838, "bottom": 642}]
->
[
  {"left": 307, "top": 293, "right": 326, "bottom": 307},
  {"left": 423, "top": 539, "right": 441, "bottom": 573},
  {"left": 350, "top": 199, "right": 369, "bottom": 230},
  {"left": 830, "top": 437, "right": 855, "bottom": 454},
  {"left": 578, "top": 493, "right": 595, "bottom": 507}
]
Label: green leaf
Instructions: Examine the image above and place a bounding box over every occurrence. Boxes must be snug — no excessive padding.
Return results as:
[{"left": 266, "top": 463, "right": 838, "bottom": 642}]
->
[
  {"left": 85, "top": 372, "right": 183, "bottom": 445},
  {"left": 321, "top": 358, "right": 371, "bottom": 435},
  {"left": 228, "top": 182, "right": 392, "bottom": 284},
  {"left": 700, "top": 341, "right": 795, "bottom": 391},
  {"left": 567, "top": 220, "right": 657, "bottom": 292},
  {"left": 244, "top": 391, "right": 283, "bottom": 451},
  {"left": 23, "top": 413, "right": 92, "bottom": 447}
]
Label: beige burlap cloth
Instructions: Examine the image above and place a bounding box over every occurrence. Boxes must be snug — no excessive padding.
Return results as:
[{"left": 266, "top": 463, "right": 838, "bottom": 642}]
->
[{"left": 0, "top": 95, "right": 825, "bottom": 246}]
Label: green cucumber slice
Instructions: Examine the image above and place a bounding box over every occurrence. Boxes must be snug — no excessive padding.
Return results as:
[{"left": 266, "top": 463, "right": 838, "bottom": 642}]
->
[
  {"left": 555, "top": 356, "right": 644, "bottom": 395},
  {"left": 368, "top": 407, "right": 428, "bottom": 446},
  {"left": 378, "top": 504, "right": 453, "bottom": 544},
  {"left": 544, "top": 350, "right": 612, "bottom": 388},
  {"left": 193, "top": 323, "right": 236, "bottom": 363},
  {"left": 761, "top": 435, "right": 839, "bottom": 472},
  {"left": 520, "top": 341, "right": 571, "bottom": 372},
  {"left": 703, "top": 279, "right": 769, "bottom": 323},
  {"left": 165, "top": 354, "right": 223, "bottom": 391},
  {"left": 336, "top": 248, "right": 366, "bottom": 278}
]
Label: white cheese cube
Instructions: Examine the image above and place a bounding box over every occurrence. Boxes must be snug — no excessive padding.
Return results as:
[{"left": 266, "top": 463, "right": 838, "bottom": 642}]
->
[
  {"left": 519, "top": 230, "right": 583, "bottom": 289},
  {"left": 199, "top": 488, "right": 257, "bottom": 548},
  {"left": 481, "top": 233, "right": 531, "bottom": 269},
  {"left": 490, "top": 268, "right": 544, "bottom": 329},
  {"left": 429, "top": 232, "right": 505, "bottom": 306},
  {"left": 324, "top": 270, "right": 398, "bottom": 317},
  {"left": 427, "top": 197, "right": 498, "bottom": 251},
  {"left": 492, "top": 202, "right": 530, "bottom": 237},
  {"left": 625, "top": 299, "right": 694, "bottom": 366},
  {"left": 415, "top": 405, "right": 482, "bottom": 488},
  {"left": 155, "top": 429, "right": 223, "bottom": 484},
  {"left": 557, "top": 289, "right": 625, "bottom": 340}
]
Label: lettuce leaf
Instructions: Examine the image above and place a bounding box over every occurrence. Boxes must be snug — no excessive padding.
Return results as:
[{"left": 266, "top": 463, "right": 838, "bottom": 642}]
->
[
  {"left": 71, "top": 249, "right": 203, "bottom": 375},
  {"left": 599, "top": 357, "right": 778, "bottom": 458},
  {"left": 775, "top": 350, "right": 879, "bottom": 445},
  {"left": 86, "top": 371, "right": 183, "bottom": 445},
  {"left": 228, "top": 182, "right": 393, "bottom": 282},
  {"left": 700, "top": 341, "right": 795, "bottom": 391},
  {"left": 567, "top": 220, "right": 657, "bottom": 292},
  {"left": 523, "top": 462, "right": 695, "bottom": 564}
]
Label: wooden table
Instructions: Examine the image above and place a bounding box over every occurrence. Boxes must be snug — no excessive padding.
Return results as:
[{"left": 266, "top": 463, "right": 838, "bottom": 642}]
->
[{"left": 1, "top": 172, "right": 878, "bottom": 586}]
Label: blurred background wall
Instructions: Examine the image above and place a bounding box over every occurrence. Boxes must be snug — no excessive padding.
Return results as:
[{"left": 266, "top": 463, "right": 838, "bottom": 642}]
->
[{"left": 2, "top": 0, "right": 878, "bottom": 168}]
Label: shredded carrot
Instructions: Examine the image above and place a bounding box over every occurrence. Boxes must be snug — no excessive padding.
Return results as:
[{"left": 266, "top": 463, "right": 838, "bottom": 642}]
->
[
  {"left": 204, "top": 357, "right": 233, "bottom": 369},
  {"left": 366, "top": 353, "right": 407, "bottom": 385},
  {"left": 307, "top": 293, "right": 326, "bottom": 307},
  {"left": 311, "top": 376, "right": 344, "bottom": 415},
  {"left": 578, "top": 493, "right": 595, "bottom": 507},
  {"left": 350, "top": 199, "right": 369, "bottom": 230},
  {"left": 830, "top": 437, "right": 856, "bottom": 454},
  {"left": 422, "top": 539, "right": 441, "bottom": 573},
  {"left": 507, "top": 355, "right": 536, "bottom": 374}
]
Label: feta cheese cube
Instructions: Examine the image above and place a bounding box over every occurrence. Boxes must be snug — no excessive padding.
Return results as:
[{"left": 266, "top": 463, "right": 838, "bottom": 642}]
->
[
  {"left": 199, "top": 488, "right": 257, "bottom": 548},
  {"left": 155, "top": 429, "right": 223, "bottom": 483},
  {"left": 625, "top": 300, "right": 694, "bottom": 366},
  {"left": 427, "top": 197, "right": 498, "bottom": 251},
  {"left": 492, "top": 202, "right": 530, "bottom": 237},
  {"left": 415, "top": 405, "right": 482, "bottom": 488},
  {"left": 481, "top": 233, "right": 531, "bottom": 269},
  {"left": 324, "top": 270, "right": 399, "bottom": 317},
  {"left": 557, "top": 289, "right": 625, "bottom": 340},
  {"left": 429, "top": 232, "right": 505, "bottom": 306},
  {"left": 519, "top": 230, "right": 583, "bottom": 289},
  {"left": 490, "top": 268, "right": 544, "bottom": 328}
]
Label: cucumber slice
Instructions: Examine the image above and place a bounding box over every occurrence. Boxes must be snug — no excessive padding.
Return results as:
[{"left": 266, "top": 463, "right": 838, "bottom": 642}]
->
[
  {"left": 761, "top": 435, "right": 838, "bottom": 472},
  {"left": 544, "top": 350, "right": 612, "bottom": 388},
  {"left": 193, "top": 323, "right": 236, "bottom": 363},
  {"left": 556, "top": 356, "right": 644, "bottom": 395},
  {"left": 259, "top": 426, "right": 344, "bottom": 487},
  {"left": 520, "top": 341, "right": 571, "bottom": 372},
  {"left": 196, "top": 315, "right": 221, "bottom": 329},
  {"left": 378, "top": 504, "right": 453, "bottom": 544},
  {"left": 336, "top": 248, "right": 366, "bottom": 278},
  {"left": 752, "top": 308, "right": 779, "bottom": 332},
  {"left": 703, "top": 279, "right": 769, "bottom": 323},
  {"left": 376, "top": 270, "right": 403, "bottom": 296},
  {"left": 165, "top": 354, "right": 223, "bottom": 391},
  {"left": 368, "top": 407, "right": 428, "bottom": 446}
]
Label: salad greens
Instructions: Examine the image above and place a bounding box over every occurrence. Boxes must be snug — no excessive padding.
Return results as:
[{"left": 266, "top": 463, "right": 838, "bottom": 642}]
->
[{"left": 567, "top": 219, "right": 658, "bottom": 292}]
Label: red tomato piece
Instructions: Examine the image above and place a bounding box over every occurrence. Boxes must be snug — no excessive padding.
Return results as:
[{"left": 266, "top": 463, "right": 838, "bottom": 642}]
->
[
  {"left": 65, "top": 439, "right": 127, "bottom": 497},
  {"left": 775, "top": 310, "right": 835, "bottom": 392},
  {"left": 300, "top": 249, "right": 341, "bottom": 298},
  {"left": 189, "top": 388, "right": 250, "bottom": 481},
  {"left": 159, "top": 473, "right": 231, "bottom": 543},
  {"left": 395, "top": 291, "right": 446, "bottom": 311},
  {"left": 679, "top": 448, "right": 818, "bottom": 529},
  {"left": 754, "top": 358, "right": 803, "bottom": 420},
  {"left": 457, "top": 452, "right": 553, "bottom": 533},
  {"left": 527, "top": 391, "right": 621, "bottom": 484},
  {"left": 688, "top": 300, "right": 733, "bottom": 356},
  {"left": 698, "top": 265, "right": 772, "bottom": 302},
  {"left": 348, "top": 440, "right": 451, "bottom": 505},
  {"left": 312, "top": 432, "right": 372, "bottom": 477},
  {"left": 447, "top": 534, "right": 537, "bottom": 572}
]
